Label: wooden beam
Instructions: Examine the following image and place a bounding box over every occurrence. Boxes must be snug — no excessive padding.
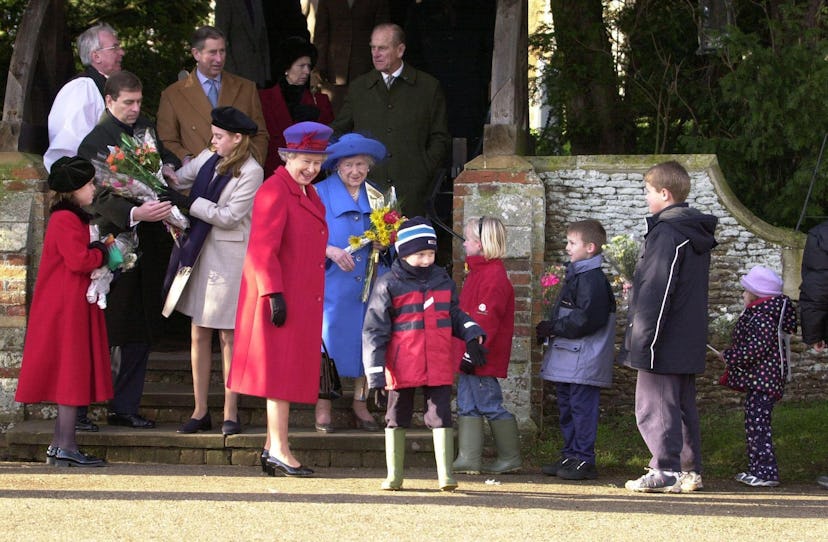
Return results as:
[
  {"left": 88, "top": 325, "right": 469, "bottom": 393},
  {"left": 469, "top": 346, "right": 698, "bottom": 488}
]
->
[
  {"left": 484, "top": 0, "right": 528, "bottom": 156},
  {"left": 0, "top": 0, "right": 52, "bottom": 151}
]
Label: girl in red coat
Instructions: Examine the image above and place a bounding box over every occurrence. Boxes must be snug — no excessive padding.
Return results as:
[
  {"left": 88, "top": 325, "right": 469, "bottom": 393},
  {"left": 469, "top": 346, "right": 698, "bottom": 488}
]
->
[
  {"left": 15, "top": 157, "right": 115, "bottom": 467},
  {"left": 453, "top": 216, "right": 521, "bottom": 475}
]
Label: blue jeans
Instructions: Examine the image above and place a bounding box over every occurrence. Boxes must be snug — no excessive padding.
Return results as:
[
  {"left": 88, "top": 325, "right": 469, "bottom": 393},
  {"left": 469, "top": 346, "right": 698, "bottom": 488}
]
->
[{"left": 456, "top": 374, "right": 514, "bottom": 421}]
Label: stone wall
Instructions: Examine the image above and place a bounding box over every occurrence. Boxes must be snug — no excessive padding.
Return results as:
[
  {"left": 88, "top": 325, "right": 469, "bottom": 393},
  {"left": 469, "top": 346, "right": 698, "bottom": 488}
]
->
[
  {"left": 0, "top": 152, "right": 48, "bottom": 432},
  {"left": 455, "top": 154, "right": 823, "bottom": 428}
]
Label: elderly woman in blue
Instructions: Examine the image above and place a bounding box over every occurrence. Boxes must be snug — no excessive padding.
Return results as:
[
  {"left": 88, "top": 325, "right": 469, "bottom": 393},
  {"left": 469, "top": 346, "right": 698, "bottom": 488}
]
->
[{"left": 314, "top": 133, "right": 387, "bottom": 433}]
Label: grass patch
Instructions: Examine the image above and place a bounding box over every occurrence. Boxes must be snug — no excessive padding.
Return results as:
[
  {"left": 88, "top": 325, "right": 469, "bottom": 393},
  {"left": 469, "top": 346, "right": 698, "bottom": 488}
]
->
[{"left": 528, "top": 400, "right": 828, "bottom": 482}]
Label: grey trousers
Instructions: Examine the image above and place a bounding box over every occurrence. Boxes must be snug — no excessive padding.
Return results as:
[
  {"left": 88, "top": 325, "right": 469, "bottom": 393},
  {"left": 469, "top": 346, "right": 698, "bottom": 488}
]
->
[{"left": 634, "top": 370, "right": 702, "bottom": 473}]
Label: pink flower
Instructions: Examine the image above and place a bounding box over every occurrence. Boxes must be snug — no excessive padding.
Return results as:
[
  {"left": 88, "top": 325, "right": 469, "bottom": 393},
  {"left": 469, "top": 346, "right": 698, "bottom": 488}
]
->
[{"left": 541, "top": 274, "right": 559, "bottom": 288}]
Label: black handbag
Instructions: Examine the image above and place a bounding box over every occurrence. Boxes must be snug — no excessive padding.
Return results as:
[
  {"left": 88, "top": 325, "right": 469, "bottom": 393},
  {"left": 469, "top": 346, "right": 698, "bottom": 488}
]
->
[{"left": 319, "top": 339, "right": 343, "bottom": 400}]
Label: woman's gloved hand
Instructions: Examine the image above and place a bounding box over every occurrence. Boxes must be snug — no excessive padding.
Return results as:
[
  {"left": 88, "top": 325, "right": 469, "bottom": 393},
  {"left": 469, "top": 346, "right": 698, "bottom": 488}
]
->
[{"left": 269, "top": 293, "right": 287, "bottom": 327}]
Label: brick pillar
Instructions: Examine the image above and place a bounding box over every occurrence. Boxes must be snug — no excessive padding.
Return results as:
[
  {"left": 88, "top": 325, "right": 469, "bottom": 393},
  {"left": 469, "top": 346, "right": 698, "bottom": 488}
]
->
[
  {"left": 452, "top": 155, "right": 545, "bottom": 431},
  {"left": 0, "top": 152, "right": 48, "bottom": 428}
]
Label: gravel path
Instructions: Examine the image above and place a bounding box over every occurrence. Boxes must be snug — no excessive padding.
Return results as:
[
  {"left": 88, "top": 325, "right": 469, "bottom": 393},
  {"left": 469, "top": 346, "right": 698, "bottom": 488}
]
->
[{"left": 1, "top": 462, "right": 826, "bottom": 541}]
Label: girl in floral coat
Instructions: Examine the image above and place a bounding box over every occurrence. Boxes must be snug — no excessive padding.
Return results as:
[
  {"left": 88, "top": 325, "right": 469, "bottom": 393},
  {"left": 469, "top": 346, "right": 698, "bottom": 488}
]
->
[{"left": 721, "top": 266, "right": 797, "bottom": 487}]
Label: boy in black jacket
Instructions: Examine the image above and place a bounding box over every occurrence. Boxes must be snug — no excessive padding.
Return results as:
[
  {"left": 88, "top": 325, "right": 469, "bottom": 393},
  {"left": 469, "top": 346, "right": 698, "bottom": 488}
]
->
[{"left": 621, "top": 161, "right": 718, "bottom": 493}]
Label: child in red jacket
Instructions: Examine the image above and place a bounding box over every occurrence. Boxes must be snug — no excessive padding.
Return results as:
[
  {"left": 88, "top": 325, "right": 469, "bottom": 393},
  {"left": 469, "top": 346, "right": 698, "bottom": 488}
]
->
[
  {"left": 15, "top": 157, "right": 116, "bottom": 467},
  {"left": 453, "top": 216, "right": 520, "bottom": 475},
  {"left": 363, "top": 217, "right": 486, "bottom": 491}
]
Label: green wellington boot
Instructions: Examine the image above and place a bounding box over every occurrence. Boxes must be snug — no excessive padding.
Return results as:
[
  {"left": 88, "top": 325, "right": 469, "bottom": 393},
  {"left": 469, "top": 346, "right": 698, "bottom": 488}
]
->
[
  {"left": 381, "top": 427, "right": 406, "bottom": 490},
  {"left": 433, "top": 427, "right": 458, "bottom": 491},
  {"left": 452, "top": 416, "right": 484, "bottom": 474},
  {"left": 482, "top": 417, "right": 522, "bottom": 474}
]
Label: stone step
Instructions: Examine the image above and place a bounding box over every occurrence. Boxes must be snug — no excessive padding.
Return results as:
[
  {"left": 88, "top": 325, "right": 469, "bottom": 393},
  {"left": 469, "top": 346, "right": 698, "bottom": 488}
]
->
[{"left": 5, "top": 420, "right": 440, "bottom": 469}]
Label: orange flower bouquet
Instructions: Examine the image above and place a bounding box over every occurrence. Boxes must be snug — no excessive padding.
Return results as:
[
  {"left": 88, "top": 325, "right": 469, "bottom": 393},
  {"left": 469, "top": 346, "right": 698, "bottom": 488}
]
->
[{"left": 91, "top": 130, "right": 189, "bottom": 238}]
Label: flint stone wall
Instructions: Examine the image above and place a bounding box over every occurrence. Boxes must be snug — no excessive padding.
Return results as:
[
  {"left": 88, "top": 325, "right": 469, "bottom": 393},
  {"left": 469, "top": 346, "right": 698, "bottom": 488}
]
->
[{"left": 456, "top": 154, "right": 822, "bottom": 428}]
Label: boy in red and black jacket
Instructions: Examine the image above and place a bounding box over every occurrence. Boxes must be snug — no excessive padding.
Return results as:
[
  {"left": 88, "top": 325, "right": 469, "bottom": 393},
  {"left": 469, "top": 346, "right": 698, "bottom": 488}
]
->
[{"left": 363, "top": 217, "right": 485, "bottom": 492}]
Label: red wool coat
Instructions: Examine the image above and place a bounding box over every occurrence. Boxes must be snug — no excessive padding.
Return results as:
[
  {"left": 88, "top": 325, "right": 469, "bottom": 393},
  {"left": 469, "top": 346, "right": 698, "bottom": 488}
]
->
[
  {"left": 15, "top": 205, "right": 113, "bottom": 406},
  {"left": 227, "top": 166, "right": 328, "bottom": 403},
  {"left": 453, "top": 255, "right": 515, "bottom": 378}
]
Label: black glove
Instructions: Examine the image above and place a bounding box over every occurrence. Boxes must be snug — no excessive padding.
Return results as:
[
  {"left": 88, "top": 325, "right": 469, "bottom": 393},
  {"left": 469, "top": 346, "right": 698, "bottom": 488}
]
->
[
  {"left": 536, "top": 320, "right": 555, "bottom": 343},
  {"left": 269, "top": 293, "right": 287, "bottom": 327},
  {"left": 159, "top": 187, "right": 189, "bottom": 208},
  {"left": 459, "top": 351, "right": 476, "bottom": 375},
  {"left": 88, "top": 241, "right": 109, "bottom": 265},
  {"left": 466, "top": 339, "right": 487, "bottom": 367},
  {"left": 368, "top": 387, "right": 387, "bottom": 410}
]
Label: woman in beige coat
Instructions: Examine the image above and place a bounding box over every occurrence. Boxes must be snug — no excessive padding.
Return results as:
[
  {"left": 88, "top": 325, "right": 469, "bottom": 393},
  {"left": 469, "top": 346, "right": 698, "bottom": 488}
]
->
[{"left": 162, "top": 107, "right": 264, "bottom": 436}]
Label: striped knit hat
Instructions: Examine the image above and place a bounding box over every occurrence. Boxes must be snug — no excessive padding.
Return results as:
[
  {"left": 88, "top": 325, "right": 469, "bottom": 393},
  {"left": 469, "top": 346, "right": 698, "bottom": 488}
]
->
[{"left": 395, "top": 216, "right": 438, "bottom": 258}]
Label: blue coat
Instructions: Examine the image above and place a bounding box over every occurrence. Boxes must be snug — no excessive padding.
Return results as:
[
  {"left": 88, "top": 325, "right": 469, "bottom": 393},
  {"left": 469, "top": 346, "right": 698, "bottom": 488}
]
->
[{"left": 316, "top": 174, "right": 382, "bottom": 377}]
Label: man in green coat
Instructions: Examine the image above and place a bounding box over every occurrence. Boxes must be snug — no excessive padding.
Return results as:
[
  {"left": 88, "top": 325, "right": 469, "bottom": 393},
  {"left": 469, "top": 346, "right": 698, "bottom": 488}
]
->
[{"left": 330, "top": 23, "right": 450, "bottom": 216}]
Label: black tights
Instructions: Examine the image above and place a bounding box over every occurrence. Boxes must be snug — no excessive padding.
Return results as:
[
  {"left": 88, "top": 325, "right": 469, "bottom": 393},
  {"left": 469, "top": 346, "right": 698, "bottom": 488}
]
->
[{"left": 52, "top": 405, "right": 78, "bottom": 451}]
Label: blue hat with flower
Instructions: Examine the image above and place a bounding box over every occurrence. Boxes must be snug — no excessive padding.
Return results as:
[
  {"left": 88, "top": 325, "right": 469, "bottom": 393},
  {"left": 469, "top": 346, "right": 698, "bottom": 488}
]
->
[
  {"left": 322, "top": 133, "right": 387, "bottom": 171},
  {"left": 279, "top": 121, "right": 333, "bottom": 154}
]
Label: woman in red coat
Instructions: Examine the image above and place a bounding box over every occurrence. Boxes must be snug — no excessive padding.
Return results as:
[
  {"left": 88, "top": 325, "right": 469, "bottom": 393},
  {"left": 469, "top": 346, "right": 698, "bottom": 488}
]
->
[
  {"left": 258, "top": 37, "right": 334, "bottom": 175},
  {"left": 228, "top": 121, "right": 332, "bottom": 477},
  {"left": 15, "top": 157, "right": 114, "bottom": 467}
]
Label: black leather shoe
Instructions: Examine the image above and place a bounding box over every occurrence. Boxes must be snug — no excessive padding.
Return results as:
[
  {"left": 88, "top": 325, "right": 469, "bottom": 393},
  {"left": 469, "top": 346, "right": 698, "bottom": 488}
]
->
[
  {"left": 221, "top": 418, "right": 242, "bottom": 436},
  {"left": 107, "top": 412, "right": 156, "bottom": 429},
  {"left": 46, "top": 445, "right": 57, "bottom": 466},
  {"left": 177, "top": 412, "right": 212, "bottom": 433},
  {"left": 260, "top": 449, "right": 269, "bottom": 473},
  {"left": 54, "top": 448, "right": 106, "bottom": 467},
  {"left": 314, "top": 422, "right": 335, "bottom": 433},
  {"left": 75, "top": 416, "right": 99, "bottom": 432},
  {"left": 266, "top": 456, "right": 314, "bottom": 477},
  {"left": 353, "top": 412, "right": 380, "bottom": 432}
]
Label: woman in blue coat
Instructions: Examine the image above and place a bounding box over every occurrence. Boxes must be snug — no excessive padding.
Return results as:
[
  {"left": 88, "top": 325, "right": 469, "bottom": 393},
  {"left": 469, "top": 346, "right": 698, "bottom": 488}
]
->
[{"left": 314, "top": 133, "right": 387, "bottom": 432}]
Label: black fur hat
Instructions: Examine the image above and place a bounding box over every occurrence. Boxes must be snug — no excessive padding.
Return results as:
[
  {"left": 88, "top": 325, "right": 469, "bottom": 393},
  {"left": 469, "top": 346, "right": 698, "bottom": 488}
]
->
[
  {"left": 48, "top": 156, "right": 94, "bottom": 193},
  {"left": 277, "top": 36, "right": 318, "bottom": 74}
]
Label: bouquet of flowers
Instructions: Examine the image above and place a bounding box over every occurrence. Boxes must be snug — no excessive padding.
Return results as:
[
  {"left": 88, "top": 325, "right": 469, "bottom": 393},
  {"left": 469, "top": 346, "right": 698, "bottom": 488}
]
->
[
  {"left": 90, "top": 130, "right": 189, "bottom": 240},
  {"left": 347, "top": 186, "right": 405, "bottom": 302},
  {"left": 540, "top": 264, "right": 566, "bottom": 309},
  {"left": 86, "top": 226, "right": 139, "bottom": 309},
  {"left": 602, "top": 234, "right": 639, "bottom": 287},
  {"left": 708, "top": 306, "right": 739, "bottom": 352}
]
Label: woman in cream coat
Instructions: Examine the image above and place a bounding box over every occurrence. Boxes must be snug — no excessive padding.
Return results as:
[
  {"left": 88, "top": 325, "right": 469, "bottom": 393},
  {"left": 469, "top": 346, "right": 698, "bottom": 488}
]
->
[{"left": 162, "top": 107, "right": 264, "bottom": 436}]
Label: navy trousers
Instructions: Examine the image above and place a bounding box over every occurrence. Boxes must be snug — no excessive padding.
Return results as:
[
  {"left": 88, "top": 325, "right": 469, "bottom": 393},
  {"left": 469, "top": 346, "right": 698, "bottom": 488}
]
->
[
  {"left": 744, "top": 390, "right": 779, "bottom": 481},
  {"left": 634, "top": 371, "right": 702, "bottom": 473},
  {"left": 385, "top": 385, "right": 452, "bottom": 429},
  {"left": 555, "top": 381, "right": 601, "bottom": 463},
  {"left": 108, "top": 342, "right": 151, "bottom": 415}
]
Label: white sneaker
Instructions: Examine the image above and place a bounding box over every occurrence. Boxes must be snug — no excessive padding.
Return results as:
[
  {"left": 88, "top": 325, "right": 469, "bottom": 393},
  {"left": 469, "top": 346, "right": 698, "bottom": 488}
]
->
[
  {"left": 735, "top": 472, "right": 779, "bottom": 487},
  {"left": 625, "top": 469, "right": 682, "bottom": 493},
  {"left": 680, "top": 471, "right": 703, "bottom": 491}
]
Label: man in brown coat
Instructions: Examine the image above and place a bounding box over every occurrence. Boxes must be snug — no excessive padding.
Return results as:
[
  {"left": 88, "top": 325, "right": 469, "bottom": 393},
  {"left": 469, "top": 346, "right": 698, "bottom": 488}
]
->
[
  {"left": 313, "top": 0, "right": 389, "bottom": 114},
  {"left": 157, "top": 26, "right": 269, "bottom": 165}
]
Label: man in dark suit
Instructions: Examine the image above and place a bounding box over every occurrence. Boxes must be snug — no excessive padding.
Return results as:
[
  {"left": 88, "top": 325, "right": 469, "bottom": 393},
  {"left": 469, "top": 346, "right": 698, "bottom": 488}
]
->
[
  {"left": 79, "top": 71, "right": 180, "bottom": 429},
  {"left": 215, "top": 0, "right": 271, "bottom": 88},
  {"left": 157, "top": 26, "right": 268, "bottom": 165},
  {"left": 330, "top": 23, "right": 449, "bottom": 217}
]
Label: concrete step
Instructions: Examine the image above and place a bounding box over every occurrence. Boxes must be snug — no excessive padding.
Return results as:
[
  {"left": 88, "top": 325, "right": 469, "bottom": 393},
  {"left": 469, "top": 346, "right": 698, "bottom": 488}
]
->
[{"left": 5, "top": 420, "right": 440, "bottom": 468}]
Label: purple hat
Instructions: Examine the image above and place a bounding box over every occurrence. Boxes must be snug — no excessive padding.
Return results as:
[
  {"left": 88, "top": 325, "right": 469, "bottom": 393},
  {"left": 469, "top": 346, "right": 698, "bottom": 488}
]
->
[
  {"left": 740, "top": 266, "right": 783, "bottom": 297},
  {"left": 278, "top": 121, "right": 333, "bottom": 155}
]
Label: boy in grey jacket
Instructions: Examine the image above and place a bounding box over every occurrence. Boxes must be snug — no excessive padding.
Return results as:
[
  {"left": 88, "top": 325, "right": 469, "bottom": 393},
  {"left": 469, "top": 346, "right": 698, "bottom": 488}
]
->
[{"left": 536, "top": 219, "right": 616, "bottom": 480}]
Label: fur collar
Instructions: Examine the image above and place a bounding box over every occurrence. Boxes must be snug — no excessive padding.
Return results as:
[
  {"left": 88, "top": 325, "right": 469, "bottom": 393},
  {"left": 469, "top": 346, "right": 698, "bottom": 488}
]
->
[{"left": 50, "top": 200, "right": 93, "bottom": 223}]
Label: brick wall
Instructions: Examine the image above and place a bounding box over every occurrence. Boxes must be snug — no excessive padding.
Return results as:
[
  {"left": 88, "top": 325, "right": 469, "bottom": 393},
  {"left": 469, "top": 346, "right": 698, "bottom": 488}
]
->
[{"left": 0, "top": 152, "right": 48, "bottom": 431}]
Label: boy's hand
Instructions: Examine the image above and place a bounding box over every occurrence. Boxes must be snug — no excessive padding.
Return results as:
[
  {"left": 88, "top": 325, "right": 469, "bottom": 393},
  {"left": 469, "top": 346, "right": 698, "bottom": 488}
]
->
[
  {"left": 465, "top": 339, "right": 488, "bottom": 368},
  {"left": 536, "top": 320, "right": 555, "bottom": 338},
  {"left": 269, "top": 293, "right": 287, "bottom": 327}
]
